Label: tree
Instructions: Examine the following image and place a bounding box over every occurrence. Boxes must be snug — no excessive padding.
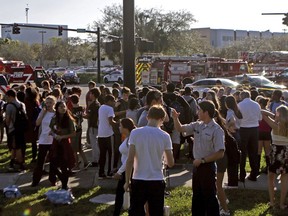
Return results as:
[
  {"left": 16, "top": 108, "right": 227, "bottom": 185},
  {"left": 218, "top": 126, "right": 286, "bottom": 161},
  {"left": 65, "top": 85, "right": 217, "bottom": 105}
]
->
[
  {"left": 43, "top": 38, "right": 63, "bottom": 66},
  {"left": 90, "top": 4, "right": 197, "bottom": 54}
]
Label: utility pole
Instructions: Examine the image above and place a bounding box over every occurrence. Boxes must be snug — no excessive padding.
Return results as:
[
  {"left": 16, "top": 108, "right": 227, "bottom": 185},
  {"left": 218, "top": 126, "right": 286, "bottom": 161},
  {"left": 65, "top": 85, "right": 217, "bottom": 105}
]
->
[
  {"left": 123, "top": 0, "right": 135, "bottom": 92},
  {"left": 39, "top": 31, "right": 46, "bottom": 66},
  {"left": 97, "top": 27, "right": 101, "bottom": 83},
  {"left": 25, "top": 4, "right": 29, "bottom": 23}
]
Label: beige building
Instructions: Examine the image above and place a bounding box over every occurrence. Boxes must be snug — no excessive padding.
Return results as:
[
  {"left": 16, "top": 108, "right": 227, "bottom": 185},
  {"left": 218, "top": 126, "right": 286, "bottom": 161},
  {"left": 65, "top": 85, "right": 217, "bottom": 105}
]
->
[{"left": 191, "top": 28, "right": 285, "bottom": 48}]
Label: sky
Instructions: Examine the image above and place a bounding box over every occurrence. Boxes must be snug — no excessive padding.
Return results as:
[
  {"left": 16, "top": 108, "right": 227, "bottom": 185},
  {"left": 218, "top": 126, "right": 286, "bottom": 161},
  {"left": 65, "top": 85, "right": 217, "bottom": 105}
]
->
[{"left": 0, "top": 0, "right": 287, "bottom": 38}]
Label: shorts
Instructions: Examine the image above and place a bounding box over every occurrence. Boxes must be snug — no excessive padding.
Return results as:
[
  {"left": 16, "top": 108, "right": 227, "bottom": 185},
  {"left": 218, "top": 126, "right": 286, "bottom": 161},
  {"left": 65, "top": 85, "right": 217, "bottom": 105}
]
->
[
  {"left": 7, "top": 130, "right": 25, "bottom": 150},
  {"left": 269, "top": 144, "right": 288, "bottom": 174},
  {"left": 259, "top": 131, "right": 272, "bottom": 141},
  {"left": 216, "top": 153, "right": 227, "bottom": 173}
]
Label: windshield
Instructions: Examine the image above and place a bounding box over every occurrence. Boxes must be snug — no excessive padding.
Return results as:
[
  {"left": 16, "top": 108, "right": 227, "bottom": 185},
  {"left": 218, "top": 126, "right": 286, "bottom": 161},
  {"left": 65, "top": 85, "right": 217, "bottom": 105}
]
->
[{"left": 249, "top": 76, "right": 273, "bottom": 85}]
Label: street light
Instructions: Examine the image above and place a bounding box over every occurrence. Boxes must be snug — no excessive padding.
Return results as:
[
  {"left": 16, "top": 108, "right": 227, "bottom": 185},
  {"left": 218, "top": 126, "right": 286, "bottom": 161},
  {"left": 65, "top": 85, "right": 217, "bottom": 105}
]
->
[{"left": 39, "top": 31, "right": 46, "bottom": 66}]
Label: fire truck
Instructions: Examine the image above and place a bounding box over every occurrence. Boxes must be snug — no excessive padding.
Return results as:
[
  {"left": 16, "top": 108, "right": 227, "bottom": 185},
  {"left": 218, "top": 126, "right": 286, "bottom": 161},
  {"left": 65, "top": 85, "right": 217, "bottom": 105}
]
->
[
  {"left": 135, "top": 55, "right": 249, "bottom": 85},
  {"left": 239, "top": 51, "right": 288, "bottom": 75},
  {"left": 0, "top": 59, "right": 49, "bottom": 87}
]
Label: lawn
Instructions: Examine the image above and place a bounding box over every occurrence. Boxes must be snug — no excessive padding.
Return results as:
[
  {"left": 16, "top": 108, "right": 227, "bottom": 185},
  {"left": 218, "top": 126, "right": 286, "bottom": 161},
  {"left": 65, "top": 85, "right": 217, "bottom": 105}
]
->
[
  {"left": 0, "top": 187, "right": 287, "bottom": 216},
  {"left": 0, "top": 143, "right": 284, "bottom": 215}
]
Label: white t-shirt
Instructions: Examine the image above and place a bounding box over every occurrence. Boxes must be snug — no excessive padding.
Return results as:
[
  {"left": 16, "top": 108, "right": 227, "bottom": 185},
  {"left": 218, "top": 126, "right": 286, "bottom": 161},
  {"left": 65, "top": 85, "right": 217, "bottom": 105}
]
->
[
  {"left": 117, "top": 137, "right": 129, "bottom": 174},
  {"left": 38, "top": 111, "right": 55, "bottom": 145},
  {"left": 98, "top": 104, "right": 115, "bottom": 138},
  {"left": 129, "top": 126, "right": 173, "bottom": 181}
]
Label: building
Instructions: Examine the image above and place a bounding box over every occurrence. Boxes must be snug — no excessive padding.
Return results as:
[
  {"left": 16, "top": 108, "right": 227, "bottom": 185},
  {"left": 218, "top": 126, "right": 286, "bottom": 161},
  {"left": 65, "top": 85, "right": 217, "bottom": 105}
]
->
[
  {"left": 1, "top": 23, "right": 68, "bottom": 44},
  {"left": 192, "top": 28, "right": 286, "bottom": 48}
]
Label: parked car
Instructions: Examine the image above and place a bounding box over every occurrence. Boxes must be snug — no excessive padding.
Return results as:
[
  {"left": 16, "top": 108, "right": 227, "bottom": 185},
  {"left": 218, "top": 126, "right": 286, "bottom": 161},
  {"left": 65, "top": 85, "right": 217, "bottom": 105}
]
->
[
  {"left": 185, "top": 78, "right": 240, "bottom": 94},
  {"left": 103, "top": 70, "right": 123, "bottom": 83},
  {"left": 268, "top": 68, "right": 288, "bottom": 87},
  {"left": 61, "top": 71, "right": 80, "bottom": 84},
  {"left": 232, "top": 74, "right": 286, "bottom": 96}
]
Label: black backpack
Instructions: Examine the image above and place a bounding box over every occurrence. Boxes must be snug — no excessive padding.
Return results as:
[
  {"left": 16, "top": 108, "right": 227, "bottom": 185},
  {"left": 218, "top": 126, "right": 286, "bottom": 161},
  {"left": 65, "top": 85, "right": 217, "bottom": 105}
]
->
[{"left": 10, "top": 103, "right": 28, "bottom": 133}]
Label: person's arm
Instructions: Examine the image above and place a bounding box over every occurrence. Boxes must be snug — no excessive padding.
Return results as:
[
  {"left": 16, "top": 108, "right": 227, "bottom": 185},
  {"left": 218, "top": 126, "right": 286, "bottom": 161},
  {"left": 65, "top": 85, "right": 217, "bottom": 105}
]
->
[
  {"left": 261, "top": 109, "right": 278, "bottom": 130},
  {"left": 35, "top": 108, "right": 47, "bottom": 126},
  {"left": 108, "top": 116, "right": 117, "bottom": 127},
  {"left": 164, "top": 149, "right": 174, "bottom": 168},
  {"left": 193, "top": 150, "right": 225, "bottom": 167},
  {"left": 171, "top": 108, "right": 186, "bottom": 133},
  {"left": 55, "top": 119, "right": 76, "bottom": 141},
  {"left": 124, "top": 144, "right": 135, "bottom": 192}
]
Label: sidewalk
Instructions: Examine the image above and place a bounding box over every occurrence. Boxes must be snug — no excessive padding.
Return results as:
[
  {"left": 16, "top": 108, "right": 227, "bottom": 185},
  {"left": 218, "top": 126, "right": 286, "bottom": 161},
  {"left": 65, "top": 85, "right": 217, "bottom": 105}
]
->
[{"left": 0, "top": 146, "right": 279, "bottom": 191}]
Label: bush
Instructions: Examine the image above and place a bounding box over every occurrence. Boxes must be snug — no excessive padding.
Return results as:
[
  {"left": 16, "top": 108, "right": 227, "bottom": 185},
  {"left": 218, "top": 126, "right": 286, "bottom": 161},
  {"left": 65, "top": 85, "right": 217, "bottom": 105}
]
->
[{"left": 78, "top": 73, "right": 103, "bottom": 84}]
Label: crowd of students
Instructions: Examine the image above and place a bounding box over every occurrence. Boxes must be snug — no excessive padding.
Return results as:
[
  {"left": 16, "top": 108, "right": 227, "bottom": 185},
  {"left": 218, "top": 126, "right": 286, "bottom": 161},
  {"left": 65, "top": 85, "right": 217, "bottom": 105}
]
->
[{"left": 2, "top": 78, "right": 288, "bottom": 215}]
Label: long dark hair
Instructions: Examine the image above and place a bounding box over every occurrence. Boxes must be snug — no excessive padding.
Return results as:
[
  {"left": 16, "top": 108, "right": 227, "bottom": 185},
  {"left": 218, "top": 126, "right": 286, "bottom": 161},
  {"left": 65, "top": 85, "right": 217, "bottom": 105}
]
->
[
  {"left": 121, "top": 118, "right": 136, "bottom": 132},
  {"left": 55, "top": 101, "right": 75, "bottom": 128},
  {"left": 225, "top": 95, "right": 243, "bottom": 119}
]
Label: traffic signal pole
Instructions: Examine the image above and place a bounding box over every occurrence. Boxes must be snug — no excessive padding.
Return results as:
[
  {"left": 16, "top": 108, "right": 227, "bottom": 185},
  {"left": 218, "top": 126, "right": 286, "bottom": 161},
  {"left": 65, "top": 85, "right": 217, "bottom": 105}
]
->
[
  {"left": 123, "top": 0, "right": 136, "bottom": 92},
  {"left": 0, "top": 22, "right": 103, "bottom": 83}
]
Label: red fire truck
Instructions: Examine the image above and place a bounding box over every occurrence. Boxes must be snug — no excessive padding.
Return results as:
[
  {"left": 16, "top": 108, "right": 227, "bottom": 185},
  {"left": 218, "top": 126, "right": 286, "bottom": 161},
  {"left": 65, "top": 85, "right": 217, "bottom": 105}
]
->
[
  {"left": 239, "top": 51, "right": 288, "bottom": 75},
  {"left": 136, "top": 55, "right": 249, "bottom": 85},
  {"left": 0, "top": 59, "right": 48, "bottom": 87}
]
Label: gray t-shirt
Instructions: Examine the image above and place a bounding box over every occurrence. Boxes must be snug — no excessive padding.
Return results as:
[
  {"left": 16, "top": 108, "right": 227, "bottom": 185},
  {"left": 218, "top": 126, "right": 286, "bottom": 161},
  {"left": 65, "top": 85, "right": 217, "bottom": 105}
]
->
[
  {"left": 183, "top": 119, "right": 225, "bottom": 159},
  {"left": 5, "top": 99, "right": 26, "bottom": 133}
]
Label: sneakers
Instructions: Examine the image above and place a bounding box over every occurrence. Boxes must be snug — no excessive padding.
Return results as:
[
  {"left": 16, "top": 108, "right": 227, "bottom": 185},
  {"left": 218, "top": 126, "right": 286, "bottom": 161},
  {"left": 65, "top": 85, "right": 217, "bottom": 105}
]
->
[
  {"left": 247, "top": 175, "right": 257, "bottom": 181},
  {"left": 220, "top": 209, "right": 230, "bottom": 216}
]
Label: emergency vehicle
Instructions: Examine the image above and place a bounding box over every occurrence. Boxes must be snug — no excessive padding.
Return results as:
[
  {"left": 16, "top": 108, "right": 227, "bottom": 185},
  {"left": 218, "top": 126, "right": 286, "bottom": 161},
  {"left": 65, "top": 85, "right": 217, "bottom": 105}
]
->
[
  {"left": 135, "top": 55, "right": 249, "bottom": 85},
  {"left": 0, "top": 59, "right": 48, "bottom": 87},
  {"left": 239, "top": 51, "right": 288, "bottom": 75}
]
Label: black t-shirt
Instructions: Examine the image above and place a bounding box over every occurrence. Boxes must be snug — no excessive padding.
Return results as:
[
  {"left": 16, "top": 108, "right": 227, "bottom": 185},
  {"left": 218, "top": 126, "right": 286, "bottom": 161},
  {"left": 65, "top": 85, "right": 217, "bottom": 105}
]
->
[{"left": 88, "top": 101, "right": 100, "bottom": 128}]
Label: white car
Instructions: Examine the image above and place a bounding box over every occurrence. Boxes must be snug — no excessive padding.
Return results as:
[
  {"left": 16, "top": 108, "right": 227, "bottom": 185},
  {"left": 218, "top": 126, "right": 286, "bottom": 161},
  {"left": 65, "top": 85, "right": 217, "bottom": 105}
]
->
[
  {"left": 103, "top": 70, "right": 123, "bottom": 83},
  {"left": 185, "top": 78, "right": 240, "bottom": 95}
]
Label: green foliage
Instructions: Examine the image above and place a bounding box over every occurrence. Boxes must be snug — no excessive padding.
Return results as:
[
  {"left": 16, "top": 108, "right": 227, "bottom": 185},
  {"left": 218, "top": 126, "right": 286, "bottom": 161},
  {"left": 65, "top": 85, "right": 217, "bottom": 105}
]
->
[{"left": 77, "top": 73, "right": 99, "bottom": 84}]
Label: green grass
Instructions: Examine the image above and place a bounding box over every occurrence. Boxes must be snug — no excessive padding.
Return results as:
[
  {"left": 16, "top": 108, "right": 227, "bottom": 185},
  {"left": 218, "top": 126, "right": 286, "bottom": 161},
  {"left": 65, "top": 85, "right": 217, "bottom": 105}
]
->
[
  {"left": 0, "top": 187, "right": 288, "bottom": 216},
  {"left": 0, "top": 143, "right": 279, "bottom": 215},
  {"left": 0, "top": 143, "right": 35, "bottom": 172}
]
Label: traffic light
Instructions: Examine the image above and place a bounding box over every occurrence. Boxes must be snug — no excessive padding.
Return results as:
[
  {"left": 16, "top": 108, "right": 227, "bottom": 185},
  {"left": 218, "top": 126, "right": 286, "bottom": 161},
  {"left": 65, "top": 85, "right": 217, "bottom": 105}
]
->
[
  {"left": 138, "top": 39, "right": 154, "bottom": 53},
  {"left": 105, "top": 40, "right": 121, "bottom": 54},
  {"left": 12, "top": 23, "right": 20, "bottom": 34},
  {"left": 58, "top": 26, "right": 63, "bottom": 36},
  {"left": 283, "top": 13, "right": 288, "bottom": 26}
]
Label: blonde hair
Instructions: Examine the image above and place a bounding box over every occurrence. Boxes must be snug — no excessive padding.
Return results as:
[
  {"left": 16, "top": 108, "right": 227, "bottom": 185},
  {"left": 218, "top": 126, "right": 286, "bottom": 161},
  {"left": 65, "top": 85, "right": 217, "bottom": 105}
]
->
[{"left": 276, "top": 105, "right": 288, "bottom": 137}]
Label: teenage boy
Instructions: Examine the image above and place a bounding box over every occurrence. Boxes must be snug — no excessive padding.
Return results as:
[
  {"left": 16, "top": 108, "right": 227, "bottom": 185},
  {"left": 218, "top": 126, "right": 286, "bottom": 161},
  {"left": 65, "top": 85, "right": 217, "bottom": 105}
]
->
[
  {"left": 124, "top": 105, "right": 174, "bottom": 216},
  {"left": 98, "top": 94, "right": 117, "bottom": 178},
  {"left": 172, "top": 100, "right": 225, "bottom": 216}
]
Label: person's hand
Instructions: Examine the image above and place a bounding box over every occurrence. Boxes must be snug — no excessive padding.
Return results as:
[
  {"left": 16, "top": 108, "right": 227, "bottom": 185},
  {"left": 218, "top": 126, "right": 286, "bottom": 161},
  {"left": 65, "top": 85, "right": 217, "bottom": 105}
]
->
[
  {"left": 193, "top": 159, "right": 202, "bottom": 168},
  {"left": 55, "top": 135, "right": 63, "bottom": 141},
  {"left": 113, "top": 172, "right": 122, "bottom": 180},
  {"left": 123, "top": 182, "right": 130, "bottom": 192},
  {"left": 171, "top": 108, "right": 180, "bottom": 119}
]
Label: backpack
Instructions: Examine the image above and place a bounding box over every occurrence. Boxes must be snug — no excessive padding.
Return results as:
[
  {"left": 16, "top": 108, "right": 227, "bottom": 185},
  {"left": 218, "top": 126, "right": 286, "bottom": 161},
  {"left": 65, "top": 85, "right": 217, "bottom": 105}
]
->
[
  {"left": 169, "top": 99, "right": 186, "bottom": 124},
  {"left": 10, "top": 103, "right": 28, "bottom": 133},
  {"left": 186, "top": 97, "right": 198, "bottom": 121},
  {"left": 163, "top": 96, "right": 191, "bottom": 133}
]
